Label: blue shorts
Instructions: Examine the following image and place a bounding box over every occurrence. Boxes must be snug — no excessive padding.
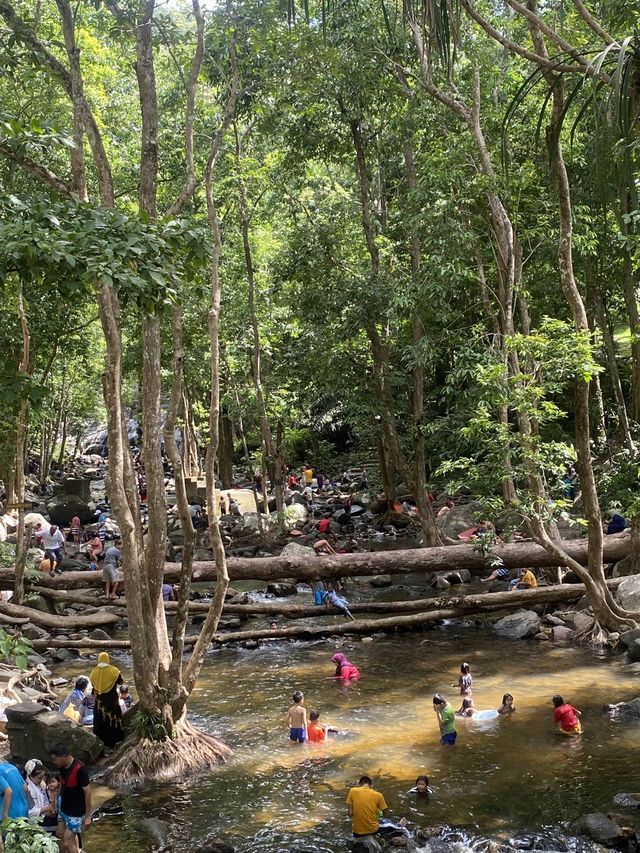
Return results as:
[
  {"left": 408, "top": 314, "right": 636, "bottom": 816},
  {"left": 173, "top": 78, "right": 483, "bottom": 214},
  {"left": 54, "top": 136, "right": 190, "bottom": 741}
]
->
[
  {"left": 441, "top": 731, "right": 457, "bottom": 746},
  {"left": 314, "top": 590, "right": 324, "bottom": 605},
  {"left": 289, "top": 727, "right": 305, "bottom": 742},
  {"left": 58, "top": 808, "right": 83, "bottom": 834}
]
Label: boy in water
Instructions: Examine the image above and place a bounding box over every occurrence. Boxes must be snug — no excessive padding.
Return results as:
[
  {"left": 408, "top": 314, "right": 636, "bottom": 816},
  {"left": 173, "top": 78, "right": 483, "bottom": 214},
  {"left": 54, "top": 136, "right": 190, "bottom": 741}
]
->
[
  {"left": 433, "top": 693, "right": 457, "bottom": 745},
  {"left": 285, "top": 690, "right": 307, "bottom": 743},
  {"left": 306, "top": 710, "right": 328, "bottom": 743}
]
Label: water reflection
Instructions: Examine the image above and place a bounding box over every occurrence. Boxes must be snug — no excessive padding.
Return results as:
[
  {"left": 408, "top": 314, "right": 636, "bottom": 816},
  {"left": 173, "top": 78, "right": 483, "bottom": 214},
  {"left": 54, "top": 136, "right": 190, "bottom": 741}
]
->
[{"left": 64, "top": 623, "right": 640, "bottom": 852}]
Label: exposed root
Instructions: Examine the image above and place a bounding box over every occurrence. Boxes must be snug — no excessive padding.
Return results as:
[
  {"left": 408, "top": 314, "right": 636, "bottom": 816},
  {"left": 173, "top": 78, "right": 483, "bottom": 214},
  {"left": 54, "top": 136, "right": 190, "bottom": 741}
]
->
[{"left": 101, "top": 720, "right": 232, "bottom": 785}]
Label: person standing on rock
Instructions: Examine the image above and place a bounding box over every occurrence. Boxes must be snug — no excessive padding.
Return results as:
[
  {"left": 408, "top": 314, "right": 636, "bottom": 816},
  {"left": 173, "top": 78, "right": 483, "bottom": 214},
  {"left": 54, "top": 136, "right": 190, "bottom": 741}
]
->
[
  {"left": 102, "top": 539, "right": 122, "bottom": 600},
  {"left": 89, "top": 652, "right": 124, "bottom": 748},
  {"left": 47, "top": 743, "right": 92, "bottom": 853},
  {"left": 42, "top": 524, "right": 65, "bottom": 577}
]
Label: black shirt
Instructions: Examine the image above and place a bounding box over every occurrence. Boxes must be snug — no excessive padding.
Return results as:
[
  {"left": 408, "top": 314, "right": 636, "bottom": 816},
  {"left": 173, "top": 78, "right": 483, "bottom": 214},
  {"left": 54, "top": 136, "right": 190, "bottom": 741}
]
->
[{"left": 60, "top": 759, "right": 90, "bottom": 817}]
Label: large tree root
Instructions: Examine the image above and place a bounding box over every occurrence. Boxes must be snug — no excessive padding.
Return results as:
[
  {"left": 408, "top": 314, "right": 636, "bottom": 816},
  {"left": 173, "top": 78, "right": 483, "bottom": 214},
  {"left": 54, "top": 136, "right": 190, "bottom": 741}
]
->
[{"left": 102, "top": 720, "right": 231, "bottom": 785}]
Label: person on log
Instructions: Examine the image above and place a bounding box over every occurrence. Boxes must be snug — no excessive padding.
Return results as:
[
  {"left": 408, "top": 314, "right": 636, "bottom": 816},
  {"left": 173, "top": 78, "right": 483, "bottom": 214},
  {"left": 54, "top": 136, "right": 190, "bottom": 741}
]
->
[
  {"left": 89, "top": 653, "right": 124, "bottom": 748},
  {"left": 552, "top": 695, "right": 582, "bottom": 736},
  {"left": 433, "top": 694, "right": 457, "bottom": 746},
  {"left": 324, "top": 588, "right": 355, "bottom": 621},
  {"left": 509, "top": 567, "right": 538, "bottom": 591},
  {"left": 481, "top": 566, "right": 510, "bottom": 584},
  {"left": 48, "top": 742, "right": 92, "bottom": 853},
  {"left": 331, "top": 653, "right": 360, "bottom": 680}
]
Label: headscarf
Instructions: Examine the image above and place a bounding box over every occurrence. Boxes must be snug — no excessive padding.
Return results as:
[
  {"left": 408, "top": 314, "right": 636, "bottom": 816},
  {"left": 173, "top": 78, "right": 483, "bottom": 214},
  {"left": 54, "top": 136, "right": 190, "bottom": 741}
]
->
[
  {"left": 90, "top": 652, "right": 121, "bottom": 694},
  {"left": 25, "top": 759, "right": 44, "bottom": 777},
  {"left": 331, "top": 652, "right": 351, "bottom": 676}
]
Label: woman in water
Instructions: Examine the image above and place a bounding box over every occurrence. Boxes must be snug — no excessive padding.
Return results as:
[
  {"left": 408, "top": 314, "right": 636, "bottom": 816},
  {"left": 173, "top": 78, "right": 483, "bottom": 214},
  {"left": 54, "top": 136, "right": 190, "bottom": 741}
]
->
[
  {"left": 330, "top": 652, "right": 360, "bottom": 680},
  {"left": 552, "top": 695, "right": 582, "bottom": 736},
  {"left": 498, "top": 693, "right": 516, "bottom": 714}
]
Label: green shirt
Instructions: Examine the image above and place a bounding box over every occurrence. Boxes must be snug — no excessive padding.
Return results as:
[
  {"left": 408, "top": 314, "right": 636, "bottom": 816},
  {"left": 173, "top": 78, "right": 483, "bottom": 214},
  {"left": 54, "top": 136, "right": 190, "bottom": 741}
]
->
[{"left": 440, "top": 704, "right": 456, "bottom": 734}]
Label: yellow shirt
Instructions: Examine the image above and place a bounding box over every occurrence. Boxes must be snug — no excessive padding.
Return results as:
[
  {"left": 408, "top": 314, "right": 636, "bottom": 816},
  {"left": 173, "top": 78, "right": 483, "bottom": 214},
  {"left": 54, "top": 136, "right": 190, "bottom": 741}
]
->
[
  {"left": 346, "top": 786, "right": 387, "bottom": 835},
  {"left": 303, "top": 468, "right": 313, "bottom": 484},
  {"left": 521, "top": 570, "right": 537, "bottom": 588}
]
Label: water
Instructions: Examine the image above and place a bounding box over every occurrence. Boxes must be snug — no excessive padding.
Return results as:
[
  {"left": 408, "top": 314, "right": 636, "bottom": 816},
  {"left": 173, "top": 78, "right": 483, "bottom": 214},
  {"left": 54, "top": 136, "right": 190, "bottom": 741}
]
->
[{"left": 61, "top": 618, "right": 640, "bottom": 853}]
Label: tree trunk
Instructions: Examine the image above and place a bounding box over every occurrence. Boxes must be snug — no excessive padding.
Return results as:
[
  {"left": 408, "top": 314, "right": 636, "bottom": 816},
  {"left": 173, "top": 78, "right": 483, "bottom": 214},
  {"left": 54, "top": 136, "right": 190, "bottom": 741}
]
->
[
  {"left": 13, "top": 282, "right": 30, "bottom": 606},
  {"left": 217, "top": 409, "right": 234, "bottom": 489}
]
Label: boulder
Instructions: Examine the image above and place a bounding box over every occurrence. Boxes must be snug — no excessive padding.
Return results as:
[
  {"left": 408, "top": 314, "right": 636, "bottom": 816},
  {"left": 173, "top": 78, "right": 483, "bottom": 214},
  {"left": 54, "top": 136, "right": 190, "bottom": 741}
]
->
[
  {"left": 45, "top": 494, "right": 93, "bottom": 526},
  {"left": 544, "top": 615, "right": 566, "bottom": 627},
  {"left": 6, "top": 702, "right": 103, "bottom": 766},
  {"left": 89, "top": 628, "right": 111, "bottom": 641},
  {"left": 369, "top": 575, "right": 393, "bottom": 588},
  {"left": 613, "top": 554, "right": 638, "bottom": 578},
  {"left": 243, "top": 513, "right": 277, "bottom": 533},
  {"left": 627, "top": 640, "right": 640, "bottom": 663},
  {"left": 572, "top": 612, "right": 595, "bottom": 634},
  {"left": 280, "top": 543, "right": 315, "bottom": 560},
  {"left": 551, "top": 626, "right": 574, "bottom": 642},
  {"left": 434, "top": 575, "right": 451, "bottom": 591},
  {"left": 283, "top": 504, "right": 309, "bottom": 526},
  {"left": 619, "top": 628, "right": 640, "bottom": 649},
  {"left": 437, "top": 500, "right": 485, "bottom": 539},
  {"left": 493, "top": 610, "right": 541, "bottom": 639},
  {"left": 444, "top": 570, "right": 471, "bottom": 585},
  {"left": 266, "top": 583, "right": 298, "bottom": 598},
  {"left": 574, "top": 813, "right": 625, "bottom": 847},
  {"left": 616, "top": 577, "right": 640, "bottom": 612},
  {"left": 21, "top": 624, "right": 51, "bottom": 642},
  {"left": 607, "top": 699, "right": 640, "bottom": 719}
]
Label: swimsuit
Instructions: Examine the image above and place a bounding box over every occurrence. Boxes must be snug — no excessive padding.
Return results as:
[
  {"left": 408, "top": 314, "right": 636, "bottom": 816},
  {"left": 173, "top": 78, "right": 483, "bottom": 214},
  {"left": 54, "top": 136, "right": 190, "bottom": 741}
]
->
[
  {"left": 441, "top": 731, "right": 457, "bottom": 745},
  {"left": 289, "top": 727, "right": 305, "bottom": 743}
]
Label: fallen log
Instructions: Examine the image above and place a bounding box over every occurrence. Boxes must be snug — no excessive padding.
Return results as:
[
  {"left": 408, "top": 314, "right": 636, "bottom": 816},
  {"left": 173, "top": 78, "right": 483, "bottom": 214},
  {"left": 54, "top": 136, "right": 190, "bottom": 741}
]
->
[
  {"left": 3, "top": 534, "right": 629, "bottom": 589},
  {"left": 26, "top": 580, "right": 622, "bottom": 649},
  {"left": 0, "top": 600, "right": 122, "bottom": 630}
]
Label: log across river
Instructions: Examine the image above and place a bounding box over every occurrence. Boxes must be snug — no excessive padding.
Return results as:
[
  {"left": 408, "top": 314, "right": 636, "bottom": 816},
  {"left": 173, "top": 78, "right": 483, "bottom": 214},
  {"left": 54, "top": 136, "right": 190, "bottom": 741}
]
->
[{"left": 1, "top": 533, "right": 630, "bottom": 591}]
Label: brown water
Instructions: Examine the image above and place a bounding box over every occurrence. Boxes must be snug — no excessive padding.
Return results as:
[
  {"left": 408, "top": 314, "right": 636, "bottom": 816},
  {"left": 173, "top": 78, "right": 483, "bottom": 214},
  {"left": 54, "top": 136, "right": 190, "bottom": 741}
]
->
[{"left": 58, "top": 608, "right": 640, "bottom": 853}]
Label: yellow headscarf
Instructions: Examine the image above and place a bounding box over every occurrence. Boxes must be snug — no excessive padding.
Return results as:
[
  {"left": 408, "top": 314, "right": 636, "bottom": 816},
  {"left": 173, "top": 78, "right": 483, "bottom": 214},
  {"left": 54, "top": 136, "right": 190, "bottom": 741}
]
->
[{"left": 89, "top": 652, "right": 120, "bottom": 694}]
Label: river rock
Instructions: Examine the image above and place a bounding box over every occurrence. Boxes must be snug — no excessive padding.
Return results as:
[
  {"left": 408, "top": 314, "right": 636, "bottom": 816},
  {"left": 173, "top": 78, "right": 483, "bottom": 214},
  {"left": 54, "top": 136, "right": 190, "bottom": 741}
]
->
[
  {"left": 26, "top": 595, "right": 56, "bottom": 615},
  {"left": 197, "top": 838, "right": 235, "bottom": 853},
  {"left": 369, "top": 575, "right": 392, "bottom": 588},
  {"left": 616, "top": 577, "right": 640, "bottom": 612},
  {"left": 45, "top": 494, "right": 93, "bottom": 526},
  {"left": 607, "top": 698, "right": 640, "bottom": 718},
  {"left": 618, "top": 628, "right": 640, "bottom": 649},
  {"left": 266, "top": 582, "right": 298, "bottom": 597},
  {"left": 138, "top": 817, "right": 170, "bottom": 847},
  {"left": 493, "top": 610, "right": 540, "bottom": 639},
  {"left": 434, "top": 575, "right": 451, "bottom": 590},
  {"left": 21, "top": 624, "right": 51, "bottom": 642},
  {"left": 613, "top": 794, "right": 640, "bottom": 810},
  {"left": 572, "top": 612, "right": 595, "bottom": 634},
  {"left": 551, "top": 626, "right": 574, "bottom": 642},
  {"left": 352, "top": 838, "right": 382, "bottom": 853},
  {"left": 613, "top": 554, "right": 638, "bottom": 578},
  {"left": 89, "top": 628, "right": 111, "bottom": 641},
  {"left": 575, "top": 813, "right": 625, "bottom": 847},
  {"left": 438, "top": 500, "right": 485, "bottom": 539},
  {"left": 6, "top": 702, "right": 103, "bottom": 765},
  {"left": 544, "top": 615, "right": 566, "bottom": 627},
  {"left": 627, "top": 640, "right": 640, "bottom": 663},
  {"left": 280, "top": 543, "right": 315, "bottom": 560}
]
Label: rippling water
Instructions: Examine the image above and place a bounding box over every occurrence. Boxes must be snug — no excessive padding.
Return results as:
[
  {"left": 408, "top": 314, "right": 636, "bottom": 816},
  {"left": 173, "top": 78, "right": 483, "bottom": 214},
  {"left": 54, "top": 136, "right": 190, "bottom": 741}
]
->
[{"left": 61, "top": 605, "right": 640, "bottom": 853}]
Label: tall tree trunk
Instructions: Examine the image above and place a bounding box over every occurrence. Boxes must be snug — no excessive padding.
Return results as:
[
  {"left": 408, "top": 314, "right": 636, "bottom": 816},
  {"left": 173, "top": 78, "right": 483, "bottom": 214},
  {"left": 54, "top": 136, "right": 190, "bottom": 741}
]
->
[
  {"left": 217, "top": 409, "right": 234, "bottom": 489},
  {"left": 13, "top": 282, "right": 30, "bottom": 606}
]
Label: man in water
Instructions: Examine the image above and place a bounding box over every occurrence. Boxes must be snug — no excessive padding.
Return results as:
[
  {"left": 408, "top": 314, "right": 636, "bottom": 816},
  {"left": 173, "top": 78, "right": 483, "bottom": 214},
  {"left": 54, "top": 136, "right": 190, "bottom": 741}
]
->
[{"left": 346, "top": 775, "right": 388, "bottom": 840}]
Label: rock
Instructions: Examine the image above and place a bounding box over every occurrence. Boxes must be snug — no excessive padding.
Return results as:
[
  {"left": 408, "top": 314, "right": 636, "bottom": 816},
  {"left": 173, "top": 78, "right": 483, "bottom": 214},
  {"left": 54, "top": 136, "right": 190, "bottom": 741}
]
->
[
  {"left": 197, "top": 838, "right": 235, "bottom": 853},
  {"left": 26, "top": 595, "right": 56, "bottom": 615},
  {"left": 616, "top": 577, "right": 640, "bottom": 612},
  {"left": 27, "top": 655, "right": 49, "bottom": 667},
  {"left": 52, "top": 648, "right": 71, "bottom": 662},
  {"left": 390, "top": 839, "right": 407, "bottom": 847},
  {"left": 243, "top": 513, "right": 276, "bottom": 533},
  {"left": 361, "top": 636, "right": 374, "bottom": 643},
  {"left": 352, "top": 838, "right": 383, "bottom": 853},
  {"left": 607, "top": 698, "right": 640, "bottom": 718},
  {"left": 369, "top": 575, "right": 393, "bottom": 588},
  {"left": 266, "top": 583, "right": 298, "bottom": 598},
  {"left": 21, "top": 624, "right": 51, "bottom": 642},
  {"left": 88, "top": 628, "right": 111, "bottom": 641},
  {"left": 544, "top": 615, "right": 566, "bottom": 627},
  {"left": 6, "top": 702, "right": 103, "bottom": 766},
  {"left": 613, "top": 554, "right": 638, "bottom": 578},
  {"left": 283, "top": 504, "right": 309, "bottom": 526},
  {"left": 280, "top": 543, "right": 315, "bottom": 560},
  {"left": 618, "top": 628, "right": 640, "bottom": 649},
  {"left": 572, "top": 612, "right": 595, "bottom": 634},
  {"left": 51, "top": 677, "right": 69, "bottom": 688},
  {"left": 45, "top": 494, "right": 93, "bottom": 526},
  {"left": 575, "top": 595, "right": 590, "bottom": 611},
  {"left": 551, "top": 626, "right": 574, "bottom": 642},
  {"left": 138, "top": 817, "right": 170, "bottom": 847},
  {"left": 435, "top": 575, "right": 451, "bottom": 591},
  {"left": 438, "top": 500, "right": 485, "bottom": 539},
  {"left": 242, "top": 640, "right": 259, "bottom": 649},
  {"left": 493, "top": 610, "right": 541, "bottom": 639},
  {"left": 613, "top": 794, "right": 640, "bottom": 810},
  {"left": 534, "top": 632, "right": 550, "bottom": 641},
  {"left": 574, "top": 813, "right": 625, "bottom": 847}
]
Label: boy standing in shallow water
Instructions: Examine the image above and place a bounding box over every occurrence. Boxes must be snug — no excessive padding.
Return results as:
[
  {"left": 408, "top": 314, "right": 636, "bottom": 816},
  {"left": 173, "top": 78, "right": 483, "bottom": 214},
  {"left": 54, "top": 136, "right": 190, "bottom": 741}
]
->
[
  {"left": 285, "top": 690, "right": 307, "bottom": 743},
  {"left": 433, "top": 693, "right": 457, "bottom": 745}
]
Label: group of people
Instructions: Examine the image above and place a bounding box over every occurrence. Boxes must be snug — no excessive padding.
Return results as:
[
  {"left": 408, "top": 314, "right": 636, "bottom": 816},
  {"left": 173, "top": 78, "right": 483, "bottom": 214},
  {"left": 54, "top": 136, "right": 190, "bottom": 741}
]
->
[{"left": 0, "top": 743, "right": 91, "bottom": 853}]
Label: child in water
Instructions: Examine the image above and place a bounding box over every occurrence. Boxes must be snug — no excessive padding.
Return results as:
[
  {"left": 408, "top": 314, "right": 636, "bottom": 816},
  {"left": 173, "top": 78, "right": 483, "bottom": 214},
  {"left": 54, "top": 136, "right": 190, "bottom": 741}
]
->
[
  {"left": 285, "top": 690, "right": 307, "bottom": 743},
  {"left": 552, "top": 695, "right": 582, "bottom": 736},
  {"left": 456, "top": 697, "right": 477, "bottom": 718},
  {"left": 409, "top": 775, "right": 431, "bottom": 795},
  {"left": 457, "top": 662, "right": 473, "bottom": 696},
  {"left": 433, "top": 694, "right": 457, "bottom": 745},
  {"left": 498, "top": 693, "right": 516, "bottom": 714},
  {"left": 306, "top": 710, "right": 328, "bottom": 743}
]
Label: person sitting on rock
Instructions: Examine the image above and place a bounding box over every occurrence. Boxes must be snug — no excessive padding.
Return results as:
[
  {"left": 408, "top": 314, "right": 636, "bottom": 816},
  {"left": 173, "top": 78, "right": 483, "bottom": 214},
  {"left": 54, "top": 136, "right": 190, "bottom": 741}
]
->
[
  {"left": 481, "top": 566, "right": 510, "bottom": 583},
  {"left": 509, "top": 567, "right": 537, "bottom": 591},
  {"left": 606, "top": 509, "right": 629, "bottom": 535}
]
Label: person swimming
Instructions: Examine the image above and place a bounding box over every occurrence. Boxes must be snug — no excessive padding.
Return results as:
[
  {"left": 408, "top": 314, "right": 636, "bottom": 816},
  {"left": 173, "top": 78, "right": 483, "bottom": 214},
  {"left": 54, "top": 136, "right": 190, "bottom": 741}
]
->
[
  {"left": 456, "top": 697, "right": 477, "bottom": 718},
  {"left": 331, "top": 653, "right": 360, "bottom": 680},
  {"left": 409, "top": 774, "right": 432, "bottom": 795},
  {"left": 498, "top": 693, "right": 516, "bottom": 714}
]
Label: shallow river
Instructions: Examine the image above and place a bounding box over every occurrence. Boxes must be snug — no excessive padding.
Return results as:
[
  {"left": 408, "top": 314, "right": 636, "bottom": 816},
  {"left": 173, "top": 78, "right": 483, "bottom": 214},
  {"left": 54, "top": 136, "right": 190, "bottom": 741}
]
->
[{"left": 56, "top": 602, "right": 640, "bottom": 853}]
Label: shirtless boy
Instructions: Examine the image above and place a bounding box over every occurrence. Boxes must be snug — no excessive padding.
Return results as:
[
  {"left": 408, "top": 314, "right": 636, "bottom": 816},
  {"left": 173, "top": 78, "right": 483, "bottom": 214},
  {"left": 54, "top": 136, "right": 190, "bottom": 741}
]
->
[{"left": 285, "top": 691, "right": 307, "bottom": 743}]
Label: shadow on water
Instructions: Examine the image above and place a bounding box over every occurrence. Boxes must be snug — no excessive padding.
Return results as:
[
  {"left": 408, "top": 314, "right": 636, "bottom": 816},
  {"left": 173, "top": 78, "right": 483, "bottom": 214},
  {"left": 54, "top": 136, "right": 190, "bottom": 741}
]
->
[{"left": 59, "top": 621, "right": 640, "bottom": 853}]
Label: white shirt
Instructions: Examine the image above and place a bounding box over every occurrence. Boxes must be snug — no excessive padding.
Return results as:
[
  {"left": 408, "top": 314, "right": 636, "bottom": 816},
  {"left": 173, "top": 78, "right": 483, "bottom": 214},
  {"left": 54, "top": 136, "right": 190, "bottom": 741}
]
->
[{"left": 41, "top": 528, "right": 64, "bottom": 550}]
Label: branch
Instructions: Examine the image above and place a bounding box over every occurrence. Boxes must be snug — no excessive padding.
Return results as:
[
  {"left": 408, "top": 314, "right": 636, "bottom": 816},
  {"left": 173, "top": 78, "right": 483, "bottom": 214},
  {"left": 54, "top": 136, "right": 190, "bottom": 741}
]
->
[
  {"left": 461, "top": 0, "right": 584, "bottom": 74},
  {"left": 0, "top": 142, "right": 75, "bottom": 197},
  {"left": 571, "top": 0, "right": 615, "bottom": 46},
  {"left": 408, "top": 19, "right": 471, "bottom": 121},
  {"left": 166, "top": 0, "right": 205, "bottom": 217}
]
